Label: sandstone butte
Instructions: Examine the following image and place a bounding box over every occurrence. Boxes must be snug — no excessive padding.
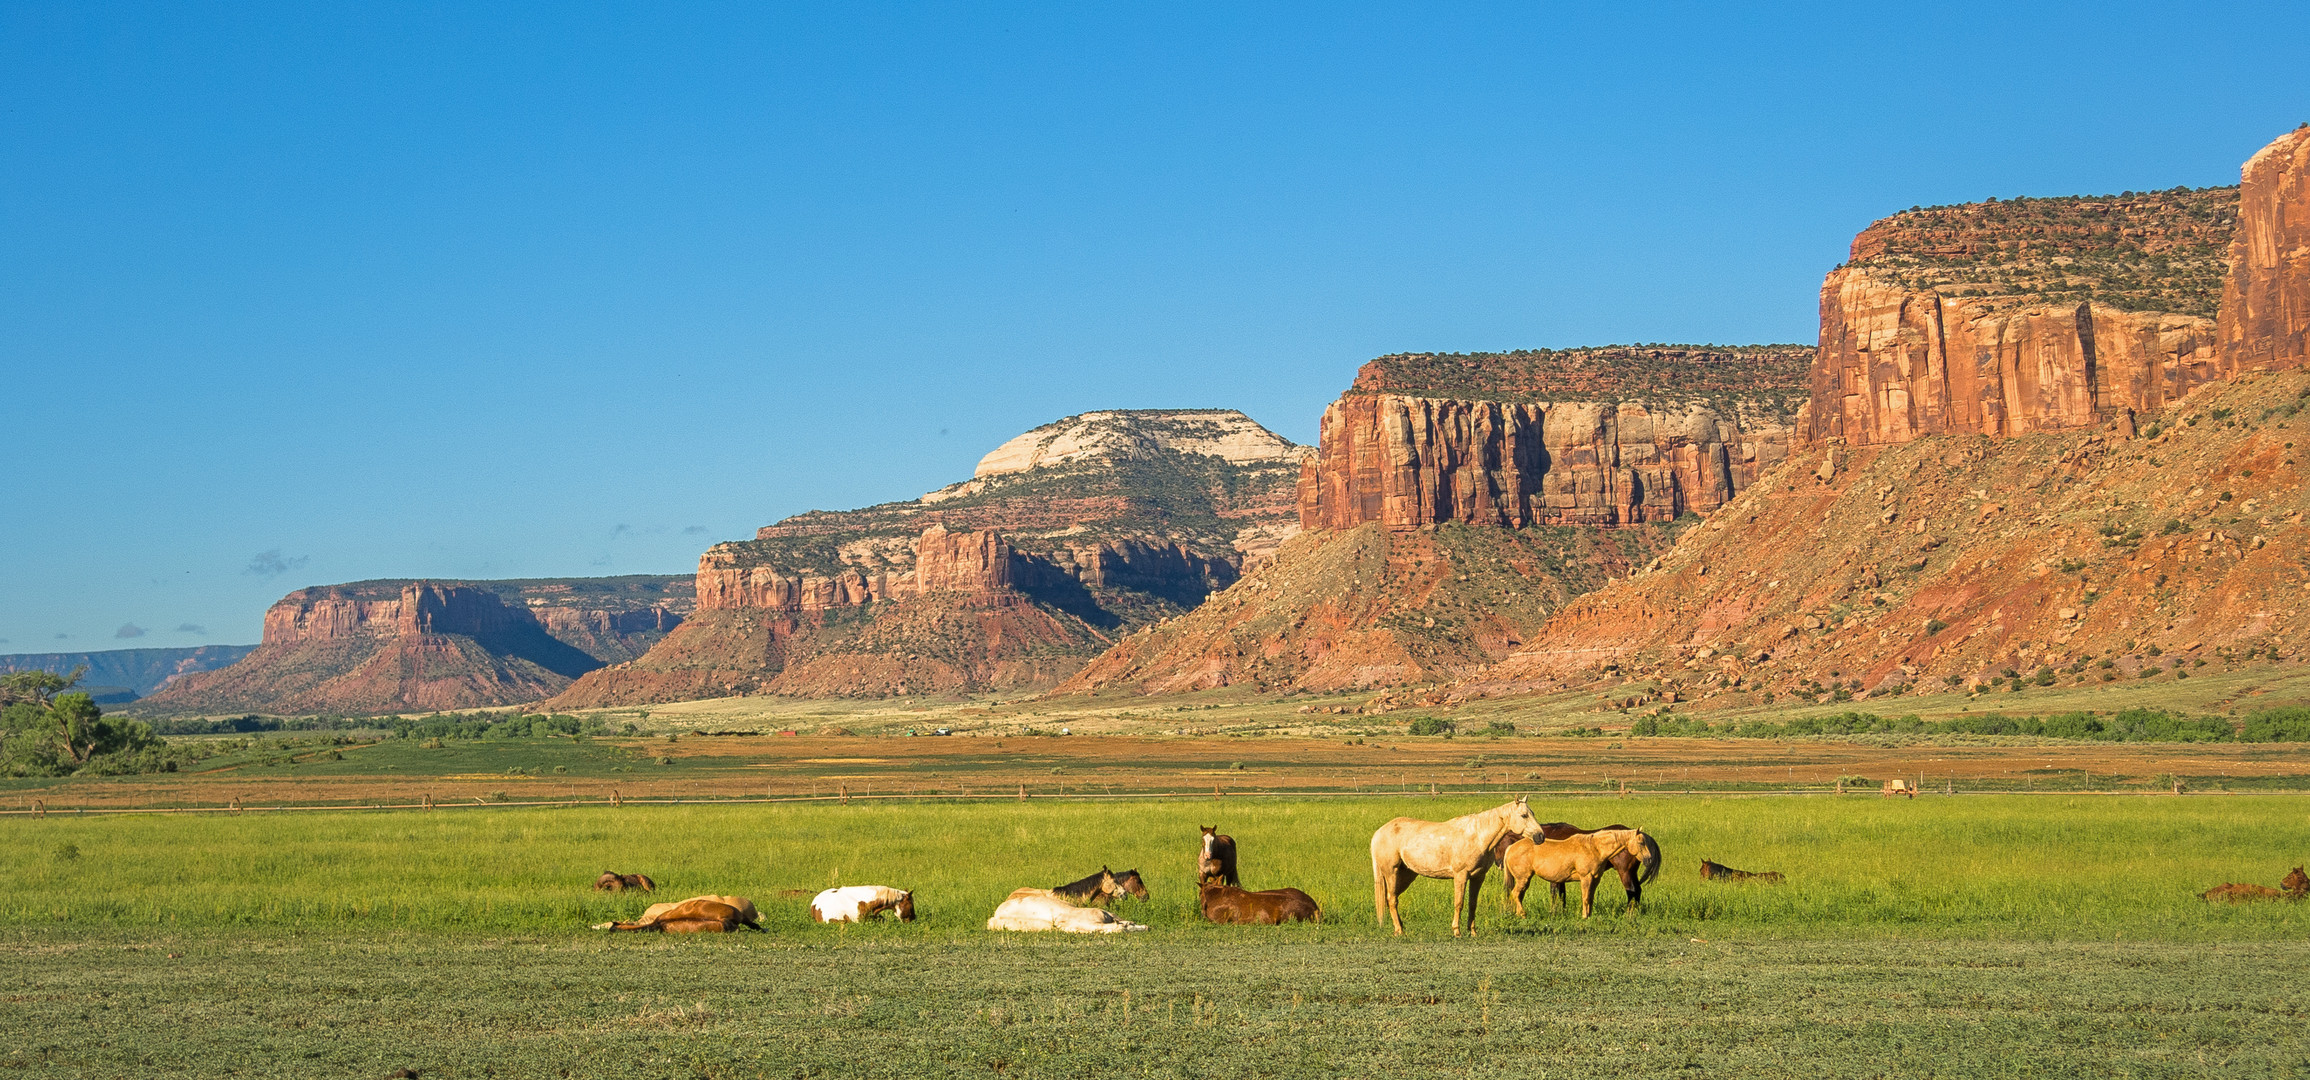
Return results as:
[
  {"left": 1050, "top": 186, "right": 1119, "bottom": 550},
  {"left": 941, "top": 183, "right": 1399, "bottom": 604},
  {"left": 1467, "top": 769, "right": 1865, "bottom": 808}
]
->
[
  {"left": 545, "top": 409, "right": 1312, "bottom": 706},
  {"left": 1447, "top": 126, "right": 2310, "bottom": 708},
  {"left": 134, "top": 577, "right": 693, "bottom": 716}
]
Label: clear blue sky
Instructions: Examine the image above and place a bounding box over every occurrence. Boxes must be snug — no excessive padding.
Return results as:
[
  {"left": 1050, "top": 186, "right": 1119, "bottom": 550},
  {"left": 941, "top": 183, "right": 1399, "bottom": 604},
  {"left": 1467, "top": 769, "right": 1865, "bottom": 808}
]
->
[{"left": 4, "top": 2, "right": 2303, "bottom": 649}]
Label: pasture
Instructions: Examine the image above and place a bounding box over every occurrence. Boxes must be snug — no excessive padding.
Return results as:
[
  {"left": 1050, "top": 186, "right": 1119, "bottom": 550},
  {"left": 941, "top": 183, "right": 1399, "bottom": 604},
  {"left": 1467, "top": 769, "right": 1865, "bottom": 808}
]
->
[{"left": 5, "top": 796, "right": 2308, "bottom": 1076}]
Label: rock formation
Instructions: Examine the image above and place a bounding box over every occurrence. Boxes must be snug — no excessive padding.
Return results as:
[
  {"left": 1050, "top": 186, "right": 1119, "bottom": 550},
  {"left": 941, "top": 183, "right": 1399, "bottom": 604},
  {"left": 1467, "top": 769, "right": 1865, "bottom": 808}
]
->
[
  {"left": 1805, "top": 187, "right": 2242, "bottom": 446},
  {"left": 134, "top": 576, "right": 691, "bottom": 716},
  {"left": 2219, "top": 126, "right": 2310, "bottom": 374},
  {"left": 1298, "top": 347, "right": 1809, "bottom": 531},
  {"left": 550, "top": 410, "right": 1309, "bottom": 705}
]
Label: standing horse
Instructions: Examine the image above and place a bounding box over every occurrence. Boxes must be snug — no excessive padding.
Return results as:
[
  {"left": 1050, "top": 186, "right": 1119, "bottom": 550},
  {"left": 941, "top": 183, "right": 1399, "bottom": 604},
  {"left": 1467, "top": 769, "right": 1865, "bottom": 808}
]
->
[
  {"left": 1498, "top": 829, "right": 1656, "bottom": 918},
  {"left": 1490, "top": 823, "right": 1661, "bottom": 909},
  {"left": 1370, "top": 797, "right": 1544, "bottom": 936},
  {"left": 1198, "top": 826, "right": 1240, "bottom": 886}
]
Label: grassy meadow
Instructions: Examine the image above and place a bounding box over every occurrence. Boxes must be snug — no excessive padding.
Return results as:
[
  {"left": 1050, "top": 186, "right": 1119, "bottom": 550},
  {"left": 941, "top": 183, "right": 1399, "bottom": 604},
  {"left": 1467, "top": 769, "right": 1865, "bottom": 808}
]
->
[{"left": 7, "top": 795, "right": 2309, "bottom": 1077}]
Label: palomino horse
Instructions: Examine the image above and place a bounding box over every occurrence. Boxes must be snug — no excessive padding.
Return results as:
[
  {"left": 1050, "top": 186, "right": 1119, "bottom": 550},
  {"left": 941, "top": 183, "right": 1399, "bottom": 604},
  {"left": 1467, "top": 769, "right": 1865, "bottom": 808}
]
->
[
  {"left": 1198, "top": 882, "right": 1319, "bottom": 924},
  {"left": 810, "top": 885, "right": 916, "bottom": 922},
  {"left": 1498, "top": 829, "right": 1656, "bottom": 918},
  {"left": 986, "top": 888, "right": 1149, "bottom": 933},
  {"left": 592, "top": 871, "right": 655, "bottom": 892},
  {"left": 1052, "top": 867, "right": 1148, "bottom": 906},
  {"left": 1490, "top": 823, "right": 1661, "bottom": 909},
  {"left": 1370, "top": 797, "right": 1544, "bottom": 936},
  {"left": 2201, "top": 866, "right": 2309, "bottom": 902},
  {"left": 1198, "top": 826, "right": 1240, "bottom": 886},
  {"left": 592, "top": 894, "right": 762, "bottom": 933}
]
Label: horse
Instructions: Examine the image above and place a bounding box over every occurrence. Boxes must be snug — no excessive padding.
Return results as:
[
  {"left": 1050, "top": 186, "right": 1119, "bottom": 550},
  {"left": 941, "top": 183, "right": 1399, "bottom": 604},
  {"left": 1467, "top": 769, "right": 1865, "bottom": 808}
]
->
[
  {"left": 1698, "top": 859, "right": 1784, "bottom": 884},
  {"left": 810, "top": 885, "right": 916, "bottom": 923},
  {"left": 1491, "top": 822, "right": 1661, "bottom": 910},
  {"left": 1497, "top": 829, "right": 1656, "bottom": 918},
  {"left": 1198, "top": 826, "right": 1240, "bottom": 887},
  {"left": 1370, "top": 796, "right": 1544, "bottom": 936},
  {"left": 1198, "top": 882, "right": 1319, "bottom": 924},
  {"left": 591, "top": 894, "right": 761, "bottom": 933},
  {"left": 2201, "top": 866, "right": 2309, "bottom": 902},
  {"left": 1052, "top": 866, "right": 1147, "bottom": 906},
  {"left": 986, "top": 888, "right": 1149, "bottom": 933},
  {"left": 592, "top": 871, "right": 655, "bottom": 892}
]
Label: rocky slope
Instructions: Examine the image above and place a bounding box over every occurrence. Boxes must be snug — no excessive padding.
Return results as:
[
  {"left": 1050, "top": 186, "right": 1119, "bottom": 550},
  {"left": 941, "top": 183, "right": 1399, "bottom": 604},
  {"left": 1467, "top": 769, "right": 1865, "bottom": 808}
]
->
[
  {"left": 1299, "top": 347, "right": 1810, "bottom": 530},
  {"left": 1805, "top": 185, "right": 2243, "bottom": 447},
  {"left": 549, "top": 410, "right": 1310, "bottom": 705},
  {"left": 133, "top": 576, "right": 691, "bottom": 716}
]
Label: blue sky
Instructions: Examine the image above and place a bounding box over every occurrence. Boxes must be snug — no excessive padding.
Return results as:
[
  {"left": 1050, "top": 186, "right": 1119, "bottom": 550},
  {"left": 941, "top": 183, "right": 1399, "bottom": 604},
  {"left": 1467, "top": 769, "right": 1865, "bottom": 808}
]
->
[{"left": 3, "top": 2, "right": 2303, "bottom": 648}]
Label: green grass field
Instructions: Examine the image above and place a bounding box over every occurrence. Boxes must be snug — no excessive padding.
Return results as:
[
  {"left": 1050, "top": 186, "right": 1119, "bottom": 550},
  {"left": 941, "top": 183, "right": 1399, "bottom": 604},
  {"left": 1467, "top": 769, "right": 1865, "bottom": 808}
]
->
[{"left": 6, "top": 796, "right": 2308, "bottom": 1077}]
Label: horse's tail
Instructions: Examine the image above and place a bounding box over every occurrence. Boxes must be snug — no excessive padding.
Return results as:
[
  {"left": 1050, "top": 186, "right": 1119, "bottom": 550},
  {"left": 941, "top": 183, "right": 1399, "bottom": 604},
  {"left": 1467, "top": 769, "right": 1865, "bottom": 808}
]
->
[{"left": 1638, "top": 832, "right": 1661, "bottom": 885}]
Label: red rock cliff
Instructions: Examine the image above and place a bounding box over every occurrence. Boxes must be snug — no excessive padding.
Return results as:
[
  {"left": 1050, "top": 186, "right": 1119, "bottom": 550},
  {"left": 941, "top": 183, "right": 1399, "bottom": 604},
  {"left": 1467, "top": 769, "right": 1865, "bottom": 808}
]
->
[
  {"left": 2219, "top": 127, "right": 2310, "bottom": 373},
  {"left": 1298, "top": 349, "right": 1806, "bottom": 531}
]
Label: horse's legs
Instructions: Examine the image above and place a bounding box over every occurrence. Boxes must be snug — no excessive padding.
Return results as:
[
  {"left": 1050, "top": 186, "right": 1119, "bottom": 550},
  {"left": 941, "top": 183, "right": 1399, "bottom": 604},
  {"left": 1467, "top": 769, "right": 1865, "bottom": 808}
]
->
[
  {"left": 1618, "top": 859, "right": 1642, "bottom": 910},
  {"left": 1550, "top": 880, "right": 1568, "bottom": 910},
  {"left": 1579, "top": 874, "right": 1599, "bottom": 918},
  {"left": 1373, "top": 858, "right": 1392, "bottom": 933},
  {"left": 1465, "top": 869, "right": 1485, "bottom": 936},
  {"left": 1450, "top": 873, "right": 1467, "bottom": 937}
]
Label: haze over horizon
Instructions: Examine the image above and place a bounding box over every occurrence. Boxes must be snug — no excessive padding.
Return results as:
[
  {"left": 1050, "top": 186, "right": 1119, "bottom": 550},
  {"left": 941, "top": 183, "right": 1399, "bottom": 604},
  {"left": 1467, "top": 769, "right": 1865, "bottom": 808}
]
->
[{"left": 5, "top": 1, "right": 2304, "bottom": 648}]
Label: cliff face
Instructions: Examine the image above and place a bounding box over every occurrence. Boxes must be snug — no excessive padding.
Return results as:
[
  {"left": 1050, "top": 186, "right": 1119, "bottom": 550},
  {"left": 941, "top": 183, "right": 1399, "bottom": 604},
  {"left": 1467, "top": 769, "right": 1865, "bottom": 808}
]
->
[
  {"left": 2219, "top": 127, "right": 2310, "bottom": 374},
  {"left": 134, "top": 576, "right": 692, "bottom": 716},
  {"left": 1806, "top": 187, "right": 2242, "bottom": 446},
  {"left": 551, "top": 410, "right": 1304, "bottom": 706}
]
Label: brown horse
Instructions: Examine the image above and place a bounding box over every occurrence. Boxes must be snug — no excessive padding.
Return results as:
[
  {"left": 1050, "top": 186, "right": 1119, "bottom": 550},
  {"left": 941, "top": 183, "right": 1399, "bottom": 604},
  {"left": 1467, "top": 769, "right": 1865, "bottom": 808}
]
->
[
  {"left": 592, "top": 871, "right": 656, "bottom": 892},
  {"left": 1491, "top": 823, "right": 1662, "bottom": 910},
  {"left": 1053, "top": 867, "right": 1147, "bottom": 906},
  {"left": 1370, "top": 796, "right": 1544, "bottom": 936},
  {"left": 1198, "top": 826, "right": 1240, "bottom": 886},
  {"left": 1198, "top": 882, "right": 1320, "bottom": 924},
  {"left": 592, "top": 895, "right": 761, "bottom": 933},
  {"left": 1699, "top": 859, "right": 1784, "bottom": 884},
  {"left": 1498, "top": 829, "right": 1656, "bottom": 918},
  {"left": 2201, "top": 866, "right": 2309, "bottom": 902}
]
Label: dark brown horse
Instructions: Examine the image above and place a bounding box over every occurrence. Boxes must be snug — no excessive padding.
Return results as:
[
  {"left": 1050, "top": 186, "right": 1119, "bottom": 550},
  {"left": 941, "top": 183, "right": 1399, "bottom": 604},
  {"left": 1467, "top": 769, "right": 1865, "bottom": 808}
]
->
[
  {"left": 1699, "top": 859, "right": 1784, "bottom": 884},
  {"left": 1053, "top": 867, "right": 1147, "bottom": 906},
  {"left": 1489, "top": 822, "right": 1661, "bottom": 908},
  {"left": 1198, "top": 826, "right": 1240, "bottom": 886},
  {"left": 1198, "top": 882, "right": 1319, "bottom": 924},
  {"left": 593, "top": 871, "right": 656, "bottom": 892}
]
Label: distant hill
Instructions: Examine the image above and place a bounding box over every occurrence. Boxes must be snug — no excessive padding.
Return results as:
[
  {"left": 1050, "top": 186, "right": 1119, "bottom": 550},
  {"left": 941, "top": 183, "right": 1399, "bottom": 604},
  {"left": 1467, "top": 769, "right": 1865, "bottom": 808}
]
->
[{"left": 0, "top": 645, "right": 258, "bottom": 703}]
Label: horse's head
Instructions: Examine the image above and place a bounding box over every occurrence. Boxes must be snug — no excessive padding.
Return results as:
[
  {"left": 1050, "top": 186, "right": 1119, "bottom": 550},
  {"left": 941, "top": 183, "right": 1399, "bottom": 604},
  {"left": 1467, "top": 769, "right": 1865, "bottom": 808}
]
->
[
  {"left": 894, "top": 890, "right": 916, "bottom": 922},
  {"left": 1200, "top": 826, "right": 1218, "bottom": 858},
  {"left": 1096, "top": 867, "right": 1122, "bottom": 898},
  {"left": 1618, "top": 830, "right": 1656, "bottom": 864},
  {"left": 1113, "top": 869, "right": 1150, "bottom": 900},
  {"left": 1504, "top": 796, "right": 1542, "bottom": 839},
  {"left": 2284, "top": 867, "right": 2309, "bottom": 894}
]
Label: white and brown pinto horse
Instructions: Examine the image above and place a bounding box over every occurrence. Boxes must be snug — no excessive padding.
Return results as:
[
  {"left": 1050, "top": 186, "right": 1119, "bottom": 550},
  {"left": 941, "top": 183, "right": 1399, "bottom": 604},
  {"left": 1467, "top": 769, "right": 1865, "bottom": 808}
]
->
[
  {"left": 1371, "top": 797, "right": 1544, "bottom": 936},
  {"left": 810, "top": 885, "right": 916, "bottom": 923},
  {"left": 986, "top": 888, "right": 1148, "bottom": 933}
]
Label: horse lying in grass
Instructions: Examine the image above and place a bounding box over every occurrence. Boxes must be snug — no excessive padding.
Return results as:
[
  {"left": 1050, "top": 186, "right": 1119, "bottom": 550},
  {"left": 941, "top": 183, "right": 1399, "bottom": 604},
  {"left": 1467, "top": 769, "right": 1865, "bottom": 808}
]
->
[
  {"left": 592, "top": 871, "right": 655, "bottom": 892},
  {"left": 1699, "top": 859, "right": 1784, "bottom": 884},
  {"left": 1198, "top": 826, "right": 1240, "bottom": 887},
  {"left": 810, "top": 885, "right": 916, "bottom": 923},
  {"left": 1198, "top": 883, "right": 1319, "bottom": 924},
  {"left": 592, "top": 895, "right": 761, "bottom": 933},
  {"left": 2201, "top": 866, "right": 2309, "bottom": 902},
  {"left": 1498, "top": 829, "right": 1657, "bottom": 918},
  {"left": 1371, "top": 796, "right": 1544, "bottom": 936},
  {"left": 1051, "top": 867, "right": 1148, "bottom": 906},
  {"left": 986, "top": 888, "right": 1148, "bottom": 933}
]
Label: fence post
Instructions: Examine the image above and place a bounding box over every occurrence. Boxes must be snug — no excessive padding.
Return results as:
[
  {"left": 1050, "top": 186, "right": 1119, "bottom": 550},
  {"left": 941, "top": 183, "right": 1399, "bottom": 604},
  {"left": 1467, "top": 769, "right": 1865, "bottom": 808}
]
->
[
  {"left": 230, "top": 797, "right": 241, "bottom": 815},
  {"left": 1018, "top": 783, "right": 1027, "bottom": 802},
  {"left": 611, "top": 789, "right": 622, "bottom": 808},
  {"left": 840, "top": 783, "right": 850, "bottom": 806}
]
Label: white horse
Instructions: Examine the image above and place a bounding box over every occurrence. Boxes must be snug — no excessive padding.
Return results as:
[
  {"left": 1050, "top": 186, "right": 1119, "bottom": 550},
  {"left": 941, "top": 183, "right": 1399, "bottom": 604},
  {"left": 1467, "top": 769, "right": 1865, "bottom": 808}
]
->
[
  {"left": 1370, "top": 797, "right": 1544, "bottom": 936},
  {"left": 986, "top": 888, "right": 1148, "bottom": 933},
  {"left": 810, "top": 885, "right": 916, "bottom": 923}
]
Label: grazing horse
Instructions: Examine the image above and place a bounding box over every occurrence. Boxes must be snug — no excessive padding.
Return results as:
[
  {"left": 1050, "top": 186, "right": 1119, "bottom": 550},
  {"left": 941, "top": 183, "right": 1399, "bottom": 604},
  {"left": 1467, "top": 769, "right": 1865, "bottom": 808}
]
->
[
  {"left": 1698, "top": 859, "right": 1784, "bottom": 884},
  {"left": 1198, "top": 882, "right": 1320, "bottom": 924},
  {"left": 592, "top": 894, "right": 761, "bottom": 933},
  {"left": 1370, "top": 796, "right": 1545, "bottom": 936},
  {"left": 810, "top": 885, "right": 916, "bottom": 923},
  {"left": 1498, "top": 829, "right": 1656, "bottom": 918},
  {"left": 986, "top": 888, "right": 1149, "bottom": 933},
  {"left": 1052, "top": 866, "right": 1146, "bottom": 906},
  {"left": 1198, "top": 826, "right": 1240, "bottom": 887},
  {"left": 592, "top": 871, "right": 656, "bottom": 892},
  {"left": 2201, "top": 866, "right": 2310, "bottom": 902}
]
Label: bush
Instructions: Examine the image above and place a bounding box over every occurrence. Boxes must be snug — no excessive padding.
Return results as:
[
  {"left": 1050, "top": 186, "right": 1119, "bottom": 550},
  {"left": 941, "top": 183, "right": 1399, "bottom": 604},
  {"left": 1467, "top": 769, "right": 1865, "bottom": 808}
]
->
[
  {"left": 1406, "top": 717, "right": 1455, "bottom": 736},
  {"left": 2240, "top": 706, "right": 2310, "bottom": 742}
]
